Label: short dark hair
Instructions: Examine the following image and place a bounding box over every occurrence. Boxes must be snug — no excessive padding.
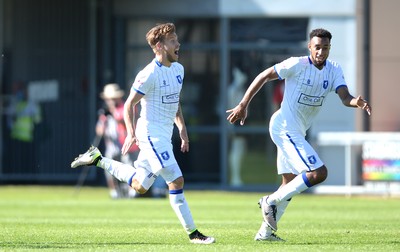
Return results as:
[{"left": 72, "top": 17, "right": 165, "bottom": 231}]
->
[{"left": 309, "top": 28, "right": 332, "bottom": 41}]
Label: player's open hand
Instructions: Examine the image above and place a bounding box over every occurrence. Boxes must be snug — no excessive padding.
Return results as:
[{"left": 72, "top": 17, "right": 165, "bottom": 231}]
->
[
  {"left": 121, "top": 134, "right": 138, "bottom": 155},
  {"left": 226, "top": 104, "right": 247, "bottom": 125},
  {"left": 180, "top": 139, "right": 189, "bottom": 153},
  {"left": 179, "top": 131, "right": 189, "bottom": 153},
  {"left": 355, "top": 95, "right": 371, "bottom": 116}
]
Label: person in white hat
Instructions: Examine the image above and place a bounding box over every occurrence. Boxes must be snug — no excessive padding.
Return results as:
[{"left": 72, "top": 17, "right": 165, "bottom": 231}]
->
[
  {"left": 97, "top": 84, "right": 167, "bottom": 199},
  {"left": 96, "top": 83, "right": 139, "bottom": 199}
]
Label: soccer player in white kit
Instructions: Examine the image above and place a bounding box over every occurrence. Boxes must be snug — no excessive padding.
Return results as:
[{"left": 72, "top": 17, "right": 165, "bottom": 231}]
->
[
  {"left": 71, "top": 23, "right": 215, "bottom": 244},
  {"left": 227, "top": 28, "right": 371, "bottom": 241}
]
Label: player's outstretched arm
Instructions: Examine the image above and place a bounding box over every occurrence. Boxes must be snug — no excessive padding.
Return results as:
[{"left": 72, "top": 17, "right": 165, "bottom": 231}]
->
[
  {"left": 337, "top": 86, "right": 371, "bottom": 115},
  {"left": 226, "top": 66, "right": 279, "bottom": 125}
]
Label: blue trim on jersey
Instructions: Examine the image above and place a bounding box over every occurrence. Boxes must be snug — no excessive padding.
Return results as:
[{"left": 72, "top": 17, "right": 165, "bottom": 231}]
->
[
  {"left": 307, "top": 56, "right": 326, "bottom": 66},
  {"left": 155, "top": 59, "right": 162, "bottom": 67},
  {"left": 274, "top": 65, "right": 283, "bottom": 80},
  {"left": 147, "top": 136, "right": 165, "bottom": 168},
  {"left": 133, "top": 87, "right": 145, "bottom": 95},
  {"left": 286, "top": 133, "right": 311, "bottom": 171},
  {"left": 169, "top": 189, "right": 183, "bottom": 194},
  {"left": 302, "top": 172, "right": 312, "bottom": 187},
  {"left": 308, "top": 56, "right": 313, "bottom": 64},
  {"left": 335, "top": 84, "right": 347, "bottom": 93}
]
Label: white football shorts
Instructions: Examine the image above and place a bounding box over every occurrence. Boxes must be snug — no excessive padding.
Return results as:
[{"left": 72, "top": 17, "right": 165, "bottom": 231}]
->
[
  {"left": 269, "top": 112, "right": 324, "bottom": 175},
  {"left": 133, "top": 134, "right": 182, "bottom": 188}
]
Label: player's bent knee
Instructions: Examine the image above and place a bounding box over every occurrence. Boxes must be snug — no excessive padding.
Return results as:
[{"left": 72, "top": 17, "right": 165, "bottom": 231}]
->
[
  {"left": 136, "top": 186, "right": 148, "bottom": 194},
  {"left": 130, "top": 180, "right": 148, "bottom": 194},
  {"left": 169, "top": 176, "right": 184, "bottom": 190},
  {"left": 315, "top": 166, "right": 328, "bottom": 182}
]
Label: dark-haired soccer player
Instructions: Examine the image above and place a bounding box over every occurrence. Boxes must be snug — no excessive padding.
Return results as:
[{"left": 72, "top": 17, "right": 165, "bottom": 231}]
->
[{"left": 227, "top": 28, "right": 371, "bottom": 241}]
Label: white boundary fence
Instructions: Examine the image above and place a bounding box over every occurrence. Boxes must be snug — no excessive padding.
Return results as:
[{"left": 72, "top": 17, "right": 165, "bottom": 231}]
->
[{"left": 315, "top": 132, "right": 400, "bottom": 196}]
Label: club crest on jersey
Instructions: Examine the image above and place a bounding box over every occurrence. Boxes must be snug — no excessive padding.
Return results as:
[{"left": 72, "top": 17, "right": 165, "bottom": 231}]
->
[
  {"left": 323, "top": 80, "right": 328, "bottom": 89},
  {"left": 308, "top": 155, "right": 317, "bottom": 164},
  {"left": 161, "top": 151, "right": 170, "bottom": 161},
  {"left": 176, "top": 75, "right": 182, "bottom": 84}
]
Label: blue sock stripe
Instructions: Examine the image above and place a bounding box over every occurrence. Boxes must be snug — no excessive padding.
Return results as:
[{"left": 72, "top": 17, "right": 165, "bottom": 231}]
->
[
  {"left": 127, "top": 172, "right": 136, "bottom": 186},
  {"left": 169, "top": 189, "right": 183, "bottom": 195},
  {"left": 302, "top": 173, "right": 312, "bottom": 188}
]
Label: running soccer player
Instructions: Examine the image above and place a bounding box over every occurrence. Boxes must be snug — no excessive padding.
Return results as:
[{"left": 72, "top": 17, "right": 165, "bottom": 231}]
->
[
  {"left": 226, "top": 28, "right": 371, "bottom": 241},
  {"left": 71, "top": 23, "right": 215, "bottom": 245}
]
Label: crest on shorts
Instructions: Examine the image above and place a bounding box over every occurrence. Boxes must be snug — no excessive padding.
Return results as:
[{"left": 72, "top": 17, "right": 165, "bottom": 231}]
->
[
  {"left": 308, "top": 155, "right": 316, "bottom": 164},
  {"left": 161, "top": 151, "right": 170, "bottom": 161}
]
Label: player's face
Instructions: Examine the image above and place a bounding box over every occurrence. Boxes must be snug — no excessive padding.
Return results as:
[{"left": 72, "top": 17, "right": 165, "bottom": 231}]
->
[
  {"left": 161, "top": 33, "right": 180, "bottom": 64},
  {"left": 308, "top": 36, "right": 330, "bottom": 69}
]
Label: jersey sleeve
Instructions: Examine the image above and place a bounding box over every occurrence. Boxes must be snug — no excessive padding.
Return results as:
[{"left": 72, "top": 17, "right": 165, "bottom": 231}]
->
[
  {"left": 174, "top": 63, "right": 184, "bottom": 85},
  {"left": 131, "top": 69, "right": 155, "bottom": 95},
  {"left": 274, "top": 57, "right": 300, "bottom": 80},
  {"left": 332, "top": 64, "right": 348, "bottom": 93}
]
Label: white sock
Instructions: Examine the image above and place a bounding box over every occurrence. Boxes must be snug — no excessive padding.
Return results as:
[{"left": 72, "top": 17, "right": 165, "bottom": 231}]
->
[
  {"left": 257, "top": 220, "right": 272, "bottom": 236},
  {"left": 276, "top": 198, "right": 291, "bottom": 221},
  {"left": 267, "top": 173, "right": 311, "bottom": 205},
  {"left": 97, "top": 157, "right": 136, "bottom": 184},
  {"left": 260, "top": 198, "right": 291, "bottom": 235},
  {"left": 169, "top": 189, "right": 196, "bottom": 234}
]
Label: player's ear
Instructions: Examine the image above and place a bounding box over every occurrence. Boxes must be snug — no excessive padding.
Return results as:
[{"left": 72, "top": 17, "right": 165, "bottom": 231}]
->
[{"left": 155, "top": 41, "right": 163, "bottom": 51}]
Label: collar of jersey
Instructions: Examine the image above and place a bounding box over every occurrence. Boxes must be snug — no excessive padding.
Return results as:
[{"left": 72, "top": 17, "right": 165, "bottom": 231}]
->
[
  {"left": 155, "top": 59, "right": 163, "bottom": 67},
  {"left": 308, "top": 56, "right": 327, "bottom": 66}
]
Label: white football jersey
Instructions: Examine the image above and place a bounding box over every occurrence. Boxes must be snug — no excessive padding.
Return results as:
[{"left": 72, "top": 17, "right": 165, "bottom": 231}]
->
[
  {"left": 132, "top": 59, "right": 184, "bottom": 137},
  {"left": 274, "top": 56, "right": 347, "bottom": 134}
]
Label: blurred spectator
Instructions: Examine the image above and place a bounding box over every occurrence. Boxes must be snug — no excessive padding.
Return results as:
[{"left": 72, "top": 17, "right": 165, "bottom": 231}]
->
[
  {"left": 5, "top": 81, "right": 41, "bottom": 172},
  {"left": 97, "top": 83, "right": 138, "bottom": 198},
  {"left": 227, "top": 67, "right": 248, "bottom": 186},
  {"left": 96, "top": 83, "right": 166, "bottom": 198},
  {"left": 6, "top": 81, "right": 41, "bottom": 142}
]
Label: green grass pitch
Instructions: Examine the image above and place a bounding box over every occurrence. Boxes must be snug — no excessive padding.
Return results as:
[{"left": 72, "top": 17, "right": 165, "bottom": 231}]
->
[{"left": 0, "top": 185, "right": 399, "bottom": 251}]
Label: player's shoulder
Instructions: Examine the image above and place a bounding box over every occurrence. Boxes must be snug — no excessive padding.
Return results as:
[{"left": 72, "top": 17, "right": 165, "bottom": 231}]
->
[
  {"left": 326, "top": 59, "right": 340, "bottom": 67},
  {"left": 280, "top": 56, "right": 308, "bottom": 67},
  {"left": 144, "top": 59, "right": 160, "bottom": 72},
  {"left": 171, "top": 62, "right": 184, "bottom": 72},
  {"left": 134, "top": 60, "right": 159, "bottom": 84},
  {"left": 138, "top": 59, "right": 161, "bottom": 77},
  {"left": 325, "top": 59, "right": 342, "bottom": 71}
]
